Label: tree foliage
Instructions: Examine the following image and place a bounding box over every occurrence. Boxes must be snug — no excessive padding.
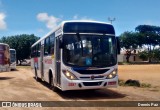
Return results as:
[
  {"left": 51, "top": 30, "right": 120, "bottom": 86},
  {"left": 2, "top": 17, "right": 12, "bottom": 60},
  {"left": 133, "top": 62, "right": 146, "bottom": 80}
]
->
[
  {"left": 120, "top": 25, "right": 160, "bottom": 63},
  {"left": 138, "top": 51, "right": 148, "bottom": 61},
  {"left": 119, "top": 31, "right": 142, "bottom": 62},
  {"left": 135, "top": 25, "right": 160, "bottom": 62},
  {"left": 0, "top": 34, "right": 39, "bottom": 64}
]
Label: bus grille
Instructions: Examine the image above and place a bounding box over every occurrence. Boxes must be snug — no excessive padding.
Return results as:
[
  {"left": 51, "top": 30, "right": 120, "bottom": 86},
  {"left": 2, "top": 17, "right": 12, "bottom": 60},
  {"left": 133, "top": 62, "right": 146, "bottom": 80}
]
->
[
  {"left": 83, "top": 82, "right": 102, "bottom": 86},
  {"left": 80, "top": 76, "right": 104, "bottom": 79},
  {"left": 73, "top": 69, "right": 109, "bottom": 74}
]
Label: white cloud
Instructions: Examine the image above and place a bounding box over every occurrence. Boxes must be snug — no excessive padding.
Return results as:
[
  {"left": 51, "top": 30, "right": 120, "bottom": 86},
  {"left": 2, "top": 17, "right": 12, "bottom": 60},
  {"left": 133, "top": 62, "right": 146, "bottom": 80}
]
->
[
  {"left": 0, "top": 12, "right": 7, "bottom": 30},
  {"left": 37, "top": 13, "right": 61, "bottom": 29}
]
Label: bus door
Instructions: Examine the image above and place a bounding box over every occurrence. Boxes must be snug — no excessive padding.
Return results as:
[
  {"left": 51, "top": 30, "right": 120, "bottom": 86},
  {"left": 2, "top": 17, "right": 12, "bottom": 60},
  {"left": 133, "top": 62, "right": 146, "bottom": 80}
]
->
[
  {"left": 55, "top": 36, "right": 61, "bottom": 86},
  {"left": 40, "top": 45, "right": 44, "bottom": 80}
]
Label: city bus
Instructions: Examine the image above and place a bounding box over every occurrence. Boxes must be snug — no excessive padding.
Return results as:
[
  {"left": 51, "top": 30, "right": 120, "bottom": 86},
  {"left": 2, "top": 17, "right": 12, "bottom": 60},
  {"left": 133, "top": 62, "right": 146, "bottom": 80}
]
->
[
  {"left": 31, "top": 20, "right": 118, "bottom": 91},
  {"left": 10, "top": 49, "right": 16, "bottom": 70},
  {"left": 0, "top": 43, "right": 10, "bottom": 72}
]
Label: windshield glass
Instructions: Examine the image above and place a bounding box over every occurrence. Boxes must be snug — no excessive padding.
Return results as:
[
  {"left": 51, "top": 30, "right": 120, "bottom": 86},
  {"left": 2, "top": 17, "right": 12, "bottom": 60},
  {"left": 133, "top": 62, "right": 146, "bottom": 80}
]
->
[
  {"left": 63, "top": 34, "right": 117, "bottom": 67},
  {"left": 10, "top": 50, "right": 16, "bottom": 62}
]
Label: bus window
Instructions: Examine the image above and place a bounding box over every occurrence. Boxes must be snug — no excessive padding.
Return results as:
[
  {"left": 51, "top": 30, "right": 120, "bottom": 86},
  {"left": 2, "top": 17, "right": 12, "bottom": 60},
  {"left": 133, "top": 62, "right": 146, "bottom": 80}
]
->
[
  {"left": 44, "top": 37, "right": 50, "bottom": 56},
  {"left": 0, "top": 53, "right": 4, "bottom": 64},
  {"left": 50, "top": 34, "right": 55, "bottom": 54},
  {"left": 37, "top": 43, "right": 41, "bottom": 57}
]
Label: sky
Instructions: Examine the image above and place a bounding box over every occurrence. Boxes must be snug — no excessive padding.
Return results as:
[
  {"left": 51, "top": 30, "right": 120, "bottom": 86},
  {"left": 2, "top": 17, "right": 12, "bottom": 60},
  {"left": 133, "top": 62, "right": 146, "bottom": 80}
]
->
[{"left": 0, "top": 0, "right": 160, "bottom": 37}]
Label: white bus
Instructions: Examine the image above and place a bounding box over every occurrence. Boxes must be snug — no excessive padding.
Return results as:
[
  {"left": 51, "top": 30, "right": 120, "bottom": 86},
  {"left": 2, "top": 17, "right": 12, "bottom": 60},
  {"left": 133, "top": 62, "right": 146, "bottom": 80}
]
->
[
  {"left": 0, "top": 43, "right": 10, "bottom": 72},
  {"left": 10, "top": 49, "right": 16, "bottom": 70},
  {"left": 31, "top": 20, "right": 118, "bottom": 91}
]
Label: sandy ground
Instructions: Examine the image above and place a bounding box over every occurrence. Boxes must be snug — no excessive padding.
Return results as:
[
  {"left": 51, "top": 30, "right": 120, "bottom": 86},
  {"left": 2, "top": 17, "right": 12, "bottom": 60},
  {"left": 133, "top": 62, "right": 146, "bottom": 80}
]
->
[
  {"left": 118, "top": 65, "right": 160, "bottom": 87},
  {"left": 0, "top": 65, "right": 160, "bottom": 110}
]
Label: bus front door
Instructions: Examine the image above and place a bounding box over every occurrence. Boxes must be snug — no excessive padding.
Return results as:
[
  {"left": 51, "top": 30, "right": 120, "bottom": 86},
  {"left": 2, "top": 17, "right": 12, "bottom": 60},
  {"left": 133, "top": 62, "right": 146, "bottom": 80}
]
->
[{"left": 55, "top": 36, "right": 61, "bottom": 87}]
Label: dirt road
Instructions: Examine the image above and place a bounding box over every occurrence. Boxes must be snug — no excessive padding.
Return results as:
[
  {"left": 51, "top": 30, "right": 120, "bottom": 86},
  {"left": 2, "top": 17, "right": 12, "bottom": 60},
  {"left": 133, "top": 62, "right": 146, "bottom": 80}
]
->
[{"left": 0, "top": 65, "right": 160, "bottom": 109}]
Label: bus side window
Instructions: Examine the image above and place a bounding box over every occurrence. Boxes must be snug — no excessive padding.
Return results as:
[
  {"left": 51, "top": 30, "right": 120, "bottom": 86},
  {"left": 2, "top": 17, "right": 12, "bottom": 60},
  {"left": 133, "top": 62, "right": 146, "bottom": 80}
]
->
[
  {"left": 37, "top": 43, "right": 40, "bottom": 57},
  {"left": 35, "top": 45, "right": 38, "bottom": 57},
  {"left": 32, "top": 46, "right": 36, "bottom": 58},
  {"left": 44, "top": 37, "right": 50, "bottom": 56},
  {"left": 31, "top": 48, "right": 33, "bottom": 58},
  {"left": 50, "top": 33, "right": 55, "bottom": 54},
  {"left": 34, "top": 46, "right": 36, "bottom": 57}
]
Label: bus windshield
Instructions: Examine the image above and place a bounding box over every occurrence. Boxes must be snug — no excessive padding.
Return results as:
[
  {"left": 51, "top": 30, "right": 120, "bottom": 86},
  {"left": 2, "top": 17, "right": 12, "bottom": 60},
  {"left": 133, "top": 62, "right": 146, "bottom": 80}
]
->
[
  {"left": 10, "top": 50, "right": 16, "bottom": 63},
  {"left": 63, "top": 34, "right": 117, "bottom": 67}
]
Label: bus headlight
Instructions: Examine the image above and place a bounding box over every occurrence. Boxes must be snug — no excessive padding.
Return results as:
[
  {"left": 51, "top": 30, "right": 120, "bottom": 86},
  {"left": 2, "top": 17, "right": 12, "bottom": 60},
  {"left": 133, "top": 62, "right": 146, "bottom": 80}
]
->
[
  {"left": 106, "top": 69, "right": 117, "bottom": 79},
  {"left": 62, "top": 70, "right": 78, "bottom": 80}
]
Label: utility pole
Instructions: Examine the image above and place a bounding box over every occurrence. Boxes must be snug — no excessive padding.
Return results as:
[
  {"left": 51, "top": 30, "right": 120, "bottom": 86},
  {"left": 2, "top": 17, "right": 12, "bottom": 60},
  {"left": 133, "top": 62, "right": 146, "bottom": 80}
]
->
[{"left": 108, "top": 17, "right": 116, "bottom": 24}]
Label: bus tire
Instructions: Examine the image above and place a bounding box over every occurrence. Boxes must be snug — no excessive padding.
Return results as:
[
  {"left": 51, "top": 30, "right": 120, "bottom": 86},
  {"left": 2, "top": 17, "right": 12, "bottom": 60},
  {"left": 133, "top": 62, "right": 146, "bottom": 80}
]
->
[{"left": 49, "top": 73, "right": 58, "bottom": 92}]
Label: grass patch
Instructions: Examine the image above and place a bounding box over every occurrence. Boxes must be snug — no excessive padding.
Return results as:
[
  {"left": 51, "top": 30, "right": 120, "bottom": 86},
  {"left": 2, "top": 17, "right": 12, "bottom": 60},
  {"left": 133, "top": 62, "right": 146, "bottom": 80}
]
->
[
  {"left": 140, "top": 83, "right": 151, "bottom": 88},
  {"left": 119, "top": 79, "right": 151, "bottom": 88},
  {"left": 17, "top": 66, "right": 31, "bottom": 69},
  {"left": 118, "top": 62, "right": 160, "bottom": 65},
  {"left": 118, "top": 79, "right": 126, "bottom": 86},
  {"left": 118, "top": 62, "right": 131, "bottom": 65}
]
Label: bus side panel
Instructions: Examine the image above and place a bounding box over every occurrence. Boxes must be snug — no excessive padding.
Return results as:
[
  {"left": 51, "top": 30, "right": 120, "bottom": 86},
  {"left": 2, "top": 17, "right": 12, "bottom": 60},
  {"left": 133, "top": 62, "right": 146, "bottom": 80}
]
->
[{"left": 43, "top": 56, "right": 52, "bottom": 83}]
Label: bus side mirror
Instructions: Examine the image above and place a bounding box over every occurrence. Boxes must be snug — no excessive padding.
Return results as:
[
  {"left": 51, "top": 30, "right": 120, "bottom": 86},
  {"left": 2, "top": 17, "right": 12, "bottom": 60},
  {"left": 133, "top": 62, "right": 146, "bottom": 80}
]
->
[{"left": 116, "top": 37, "right": 120, "bottom": 55}]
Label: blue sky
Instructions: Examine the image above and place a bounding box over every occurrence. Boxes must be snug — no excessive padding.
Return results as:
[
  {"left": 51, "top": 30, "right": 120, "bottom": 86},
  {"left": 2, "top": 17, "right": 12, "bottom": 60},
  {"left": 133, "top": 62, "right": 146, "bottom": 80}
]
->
[{"left": 0, "top": 0, "right": 160, "bottom": 37}]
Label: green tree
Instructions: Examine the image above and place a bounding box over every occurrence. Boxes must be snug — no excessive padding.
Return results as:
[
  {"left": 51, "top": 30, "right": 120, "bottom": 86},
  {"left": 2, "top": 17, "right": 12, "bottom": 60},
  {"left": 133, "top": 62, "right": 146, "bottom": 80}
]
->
[
  {"left": 138, "top": 51, "right": 148, "bottom": 61},
  {"left": 120, "top": 31, "right": 141, "bottom": 62},
  {"left": 0, "top": 34, "right": 39, "bottom": 65},
  {"left": 135, "top": 25, "right": 160, "bottom": 62},
  {"left": 152, "top": 49, "right": 160, "bottom": 62}
]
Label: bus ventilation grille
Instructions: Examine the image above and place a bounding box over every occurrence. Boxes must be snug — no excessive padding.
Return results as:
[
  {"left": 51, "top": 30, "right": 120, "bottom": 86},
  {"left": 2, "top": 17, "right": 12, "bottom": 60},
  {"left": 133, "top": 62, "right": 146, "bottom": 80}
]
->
[{"left": 73, "top": 69, "right": 109, "bottom": 74}]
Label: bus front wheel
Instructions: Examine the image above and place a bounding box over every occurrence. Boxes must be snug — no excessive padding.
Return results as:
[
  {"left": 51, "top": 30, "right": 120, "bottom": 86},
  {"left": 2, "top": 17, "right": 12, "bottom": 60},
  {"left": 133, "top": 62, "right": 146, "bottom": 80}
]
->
[{"left": 50, "top": 74, "right": 58, "bottom": 92}]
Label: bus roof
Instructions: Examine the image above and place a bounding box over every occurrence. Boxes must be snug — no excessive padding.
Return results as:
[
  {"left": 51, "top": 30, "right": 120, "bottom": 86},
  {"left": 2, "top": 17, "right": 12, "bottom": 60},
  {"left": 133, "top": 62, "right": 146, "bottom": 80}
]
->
[
  {"left": 10, "top": 48, "right": 16, "bottom": 51},
  {"left": 61, "top": 20, "right": 111, "bottom": 25},
  {"left": 0, "top": 43, "right": 9, "bottom": 47},
  {"left": 31, "top": 20, "right": 113, "bottom": 48}
]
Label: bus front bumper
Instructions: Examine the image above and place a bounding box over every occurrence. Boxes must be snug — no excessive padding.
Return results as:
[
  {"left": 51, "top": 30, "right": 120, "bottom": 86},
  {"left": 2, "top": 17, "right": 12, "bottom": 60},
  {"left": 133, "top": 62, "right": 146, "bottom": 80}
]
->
[{"left": 61, "top": 76, "right": 118, "bottom": 91}]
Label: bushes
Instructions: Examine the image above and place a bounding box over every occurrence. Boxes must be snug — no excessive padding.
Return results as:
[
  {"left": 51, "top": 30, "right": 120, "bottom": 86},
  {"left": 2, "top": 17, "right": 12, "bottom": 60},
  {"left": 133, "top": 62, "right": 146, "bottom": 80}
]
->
[
  {"left": 138, "top": 49, "right": 160, "bottom": 62},
  {"left": 119, "top": 79, "right": 151, "bottom": 88},
  {"left": 138, "top": 51, "right": 148, "bottom": 61}
]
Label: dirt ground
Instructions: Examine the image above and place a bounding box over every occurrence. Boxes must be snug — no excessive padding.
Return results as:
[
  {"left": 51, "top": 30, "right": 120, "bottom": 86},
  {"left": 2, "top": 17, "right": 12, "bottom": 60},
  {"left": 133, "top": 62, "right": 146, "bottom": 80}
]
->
[{"left": 0, "top": 65, "right": 160, "bottom": 110}]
